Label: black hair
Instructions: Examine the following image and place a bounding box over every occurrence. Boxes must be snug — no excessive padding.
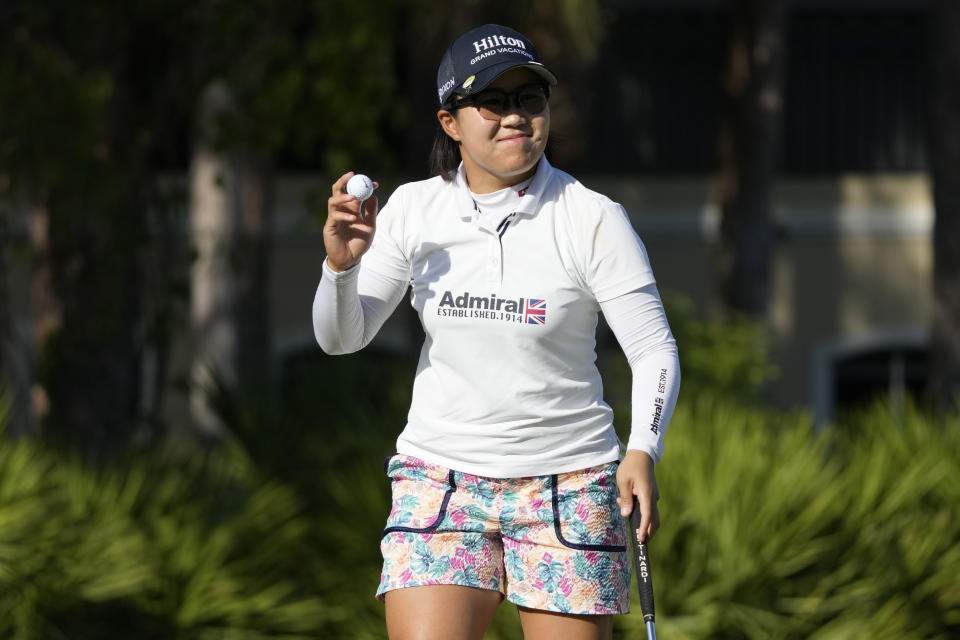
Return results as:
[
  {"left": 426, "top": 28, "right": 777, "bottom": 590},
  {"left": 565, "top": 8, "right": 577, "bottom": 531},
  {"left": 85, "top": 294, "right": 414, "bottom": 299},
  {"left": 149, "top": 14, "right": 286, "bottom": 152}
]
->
[{"left": 429, "top": 126, "right": 461, "bottom": 181}]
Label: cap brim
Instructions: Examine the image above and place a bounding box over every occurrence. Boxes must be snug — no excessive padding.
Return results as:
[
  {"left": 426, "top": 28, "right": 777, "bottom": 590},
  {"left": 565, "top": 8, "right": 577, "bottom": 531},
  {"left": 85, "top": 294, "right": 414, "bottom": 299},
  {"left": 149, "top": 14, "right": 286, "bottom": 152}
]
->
[{"left": 453, "top": 61, "right": 558, "bottom": 99}]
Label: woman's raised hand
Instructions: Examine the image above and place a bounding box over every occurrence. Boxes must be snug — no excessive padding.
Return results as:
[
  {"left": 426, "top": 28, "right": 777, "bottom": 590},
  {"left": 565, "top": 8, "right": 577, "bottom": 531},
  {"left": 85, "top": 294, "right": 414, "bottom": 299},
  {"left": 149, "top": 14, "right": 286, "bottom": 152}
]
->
[{"left": 324, "top": 171, "right": 379, "bottom": 272}]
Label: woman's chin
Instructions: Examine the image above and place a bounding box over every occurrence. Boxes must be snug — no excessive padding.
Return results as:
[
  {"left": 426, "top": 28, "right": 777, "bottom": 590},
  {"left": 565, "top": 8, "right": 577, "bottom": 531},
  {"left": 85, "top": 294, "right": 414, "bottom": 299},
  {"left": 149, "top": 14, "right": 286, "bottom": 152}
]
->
[{"left": 499, "top": 153, "right": 542, "bottom": 177}]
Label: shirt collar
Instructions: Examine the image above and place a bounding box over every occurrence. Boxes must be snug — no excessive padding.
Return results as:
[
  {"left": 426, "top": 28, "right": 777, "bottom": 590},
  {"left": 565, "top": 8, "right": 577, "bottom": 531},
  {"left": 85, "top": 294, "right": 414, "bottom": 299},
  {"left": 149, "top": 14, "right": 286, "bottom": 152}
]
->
[{"left": 452, "top": 156, "right": 553, "bottom": 220}]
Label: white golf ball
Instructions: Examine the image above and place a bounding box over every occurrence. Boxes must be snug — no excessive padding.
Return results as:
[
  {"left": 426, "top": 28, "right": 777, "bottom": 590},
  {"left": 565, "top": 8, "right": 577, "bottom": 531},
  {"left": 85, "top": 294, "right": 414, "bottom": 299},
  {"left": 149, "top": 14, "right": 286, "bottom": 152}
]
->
[{"left": 346, "top": 173, "right": 374, "bottom": 201}]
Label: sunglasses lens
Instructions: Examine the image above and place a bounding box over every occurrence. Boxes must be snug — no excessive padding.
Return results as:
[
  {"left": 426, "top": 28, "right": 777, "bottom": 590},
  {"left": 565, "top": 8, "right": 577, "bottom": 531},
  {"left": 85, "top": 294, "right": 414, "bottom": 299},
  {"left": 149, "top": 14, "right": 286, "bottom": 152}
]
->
[
  {"left": 475, "top": 94, "right": 507, "bottom": 120},
  {"left": 471, "top": 86, "right": 548, "bottom": 120},
  {"left": 519, "top": 91, "right": 547, "bottom": 114}
]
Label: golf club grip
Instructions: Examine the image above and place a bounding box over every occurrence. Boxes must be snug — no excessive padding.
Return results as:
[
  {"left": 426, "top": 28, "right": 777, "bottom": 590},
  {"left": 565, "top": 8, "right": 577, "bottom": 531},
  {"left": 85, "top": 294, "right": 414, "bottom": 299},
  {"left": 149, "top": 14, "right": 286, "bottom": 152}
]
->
[{"left": 629, "top": 498, "right": 656, "bottom": 623}]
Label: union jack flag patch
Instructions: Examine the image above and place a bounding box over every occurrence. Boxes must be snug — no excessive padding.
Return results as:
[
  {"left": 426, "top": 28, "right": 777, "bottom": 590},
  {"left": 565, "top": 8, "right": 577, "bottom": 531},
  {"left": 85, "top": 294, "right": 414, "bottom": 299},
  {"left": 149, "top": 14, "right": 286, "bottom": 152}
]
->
[{"left": 524, "top": 298, "right": 547, "bottom": 325}]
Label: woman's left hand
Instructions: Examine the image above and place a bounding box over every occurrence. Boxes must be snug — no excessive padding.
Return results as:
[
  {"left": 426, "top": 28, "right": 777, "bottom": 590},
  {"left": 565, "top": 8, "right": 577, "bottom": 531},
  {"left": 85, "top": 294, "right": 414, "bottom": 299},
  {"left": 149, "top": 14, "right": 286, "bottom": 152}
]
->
[{"left": 616, "top": 449, "right": 660, "bottom": 543}]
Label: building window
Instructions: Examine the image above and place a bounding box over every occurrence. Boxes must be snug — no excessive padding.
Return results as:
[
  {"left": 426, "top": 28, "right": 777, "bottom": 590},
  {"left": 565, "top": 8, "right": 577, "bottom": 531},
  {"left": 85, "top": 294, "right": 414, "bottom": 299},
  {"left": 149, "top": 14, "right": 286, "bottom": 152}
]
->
[{"left": 813, "top": 332, "right": 928, "bottom": 425}]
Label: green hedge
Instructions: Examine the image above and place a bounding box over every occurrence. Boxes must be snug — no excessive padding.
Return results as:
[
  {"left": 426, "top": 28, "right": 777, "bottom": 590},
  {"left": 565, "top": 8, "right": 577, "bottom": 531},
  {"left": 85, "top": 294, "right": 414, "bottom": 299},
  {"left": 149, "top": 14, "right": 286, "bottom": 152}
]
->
[
  {"left": 2, "top": 356, "right": 959, "bottom": 638},
  {"left": 618, "top": 395, "right": 960, "bottom": 640},
  {"left": 0, "top": 425, "right": 331, "bottom": 639}
]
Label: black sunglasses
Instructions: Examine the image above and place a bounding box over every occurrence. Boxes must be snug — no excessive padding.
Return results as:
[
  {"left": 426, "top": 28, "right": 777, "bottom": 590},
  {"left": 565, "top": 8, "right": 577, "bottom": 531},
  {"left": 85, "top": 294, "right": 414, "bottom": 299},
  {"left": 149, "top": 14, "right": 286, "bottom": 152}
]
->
[{"left": 447, "top": 83, "right": 550, "bottom": 121}]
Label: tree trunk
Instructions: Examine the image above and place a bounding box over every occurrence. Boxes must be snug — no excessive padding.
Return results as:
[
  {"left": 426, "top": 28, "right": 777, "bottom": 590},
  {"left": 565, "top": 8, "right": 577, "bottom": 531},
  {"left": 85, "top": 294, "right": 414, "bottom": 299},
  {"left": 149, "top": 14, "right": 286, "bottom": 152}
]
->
[
  {"left": 28, "top": 204, "right": 58, "bottom": 430},
  {"left": 927, "top": 0, "right": 960, "bottom": 411},
  {"left": 189, "top": 81, "right": 272, "bottom": 439},
  {"left": 39, "top": 181, "right": 145, "bottom": 457},
  {"left": 718, "top": 0, "right": 787, "bottom": 318},
  {"left": 0, "top": 202, "right": 16, "bottom": 431},
  {"left": 1, "top": 196, "right": 48, "bottom": 437}
]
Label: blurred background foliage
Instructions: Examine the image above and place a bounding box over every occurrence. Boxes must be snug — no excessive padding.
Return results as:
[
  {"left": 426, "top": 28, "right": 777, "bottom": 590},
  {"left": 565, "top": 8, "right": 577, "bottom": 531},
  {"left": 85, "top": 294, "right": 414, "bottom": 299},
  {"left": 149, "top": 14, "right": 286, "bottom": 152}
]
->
[
  {"left": 2, "top": 0, "right": 960, "bottom": 637},
  {"left": 2, "top": 303, "right": 959, "bottom": 638}
]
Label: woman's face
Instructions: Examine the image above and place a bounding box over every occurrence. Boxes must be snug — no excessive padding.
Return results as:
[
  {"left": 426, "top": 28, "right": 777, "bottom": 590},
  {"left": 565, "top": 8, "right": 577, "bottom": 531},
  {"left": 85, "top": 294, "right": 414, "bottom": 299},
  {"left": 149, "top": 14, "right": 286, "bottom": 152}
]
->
[{"left": 438, "top": 68, "right": 550, "bottom": 194}]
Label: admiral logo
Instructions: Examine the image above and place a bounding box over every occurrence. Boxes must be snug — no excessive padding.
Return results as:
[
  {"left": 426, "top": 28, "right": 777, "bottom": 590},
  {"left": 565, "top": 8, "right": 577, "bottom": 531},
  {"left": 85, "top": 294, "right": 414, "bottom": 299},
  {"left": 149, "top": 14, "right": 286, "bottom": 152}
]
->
[
  {"left": 437, "top": 291, "right": 547, "bottom": 325},
  {"left": 649, "top": 368, "right": 669, "bottom": 434},
  {"left": 649, "top": 396, "right": 664, "bottom": 435}
]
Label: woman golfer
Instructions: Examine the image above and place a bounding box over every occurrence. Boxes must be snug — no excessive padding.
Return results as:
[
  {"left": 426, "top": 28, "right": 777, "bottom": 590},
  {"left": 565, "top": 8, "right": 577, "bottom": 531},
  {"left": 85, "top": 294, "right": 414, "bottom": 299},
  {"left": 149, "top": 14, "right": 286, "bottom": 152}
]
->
[{"left": 314, "top": 24, "right": 680, "bottom": 640}]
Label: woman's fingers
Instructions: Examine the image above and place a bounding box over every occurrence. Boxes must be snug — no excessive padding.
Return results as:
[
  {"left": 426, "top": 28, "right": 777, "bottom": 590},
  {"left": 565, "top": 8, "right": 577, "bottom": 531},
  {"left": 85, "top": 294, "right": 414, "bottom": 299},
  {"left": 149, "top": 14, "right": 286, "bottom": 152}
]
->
[
  {"left": 327, "top": 209, "right": 362, "bottom": 225},
  {"left": 634, "top": 491, "right": 660, "bottom": 542},
  {"left": 323, "top": 174, "right": 378, "bottom": 272},
  {"left": 361, "top": 194, "right": 380, "bottom": 221},
  {"left": 618, "top": 479, "right": 657, "bottom": 542},
  {"left": 616, "top": 476, "right": 635, "bottom": 517},
  {"left": 616, "top": 450, "right": 660, "bottom": 542},
  {"left": 330, "top": 178, "right": 380, "bottom": 221},
  {"left": 331, "top": 171, "right": 353, "bottom": 196},
  {"left": 328, "top": 194, "right": 365, "bottom": 224}
]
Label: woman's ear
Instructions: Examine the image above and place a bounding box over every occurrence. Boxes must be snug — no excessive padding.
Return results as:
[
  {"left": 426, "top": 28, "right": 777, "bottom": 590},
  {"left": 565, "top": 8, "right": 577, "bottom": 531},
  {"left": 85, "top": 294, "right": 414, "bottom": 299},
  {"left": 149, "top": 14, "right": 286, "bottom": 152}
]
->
[{"left": 437, "top": 110, "right": 461, "bottom": 142}]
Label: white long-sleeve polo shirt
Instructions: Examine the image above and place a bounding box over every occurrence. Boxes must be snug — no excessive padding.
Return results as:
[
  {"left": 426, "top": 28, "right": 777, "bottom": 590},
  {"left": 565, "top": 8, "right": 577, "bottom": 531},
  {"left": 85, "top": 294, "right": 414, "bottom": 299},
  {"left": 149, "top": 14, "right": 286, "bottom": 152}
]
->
[{"left": 314, "top": 157, "right": 680, "bottom": 478}]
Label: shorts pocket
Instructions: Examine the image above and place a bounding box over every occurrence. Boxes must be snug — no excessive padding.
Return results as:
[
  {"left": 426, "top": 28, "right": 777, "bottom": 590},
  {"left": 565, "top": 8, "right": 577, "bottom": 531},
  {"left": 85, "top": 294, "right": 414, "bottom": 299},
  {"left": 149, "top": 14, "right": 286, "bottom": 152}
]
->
[
  {"left": 383, "top": 455, "right": 457, "bottom": 535},
  {"left": 550, "top": 463, "right": 627, "bottom": 552}
]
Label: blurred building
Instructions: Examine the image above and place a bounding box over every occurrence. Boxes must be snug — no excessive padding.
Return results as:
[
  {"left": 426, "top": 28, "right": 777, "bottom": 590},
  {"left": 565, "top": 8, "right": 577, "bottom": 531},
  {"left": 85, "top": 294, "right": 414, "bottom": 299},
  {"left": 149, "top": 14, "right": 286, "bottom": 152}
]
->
[
  {"left": 265, "top": 0, "right": 933, "bottom": 424},
  {"left": 585, "top": 0, "right": 933, "bottom": 423}
]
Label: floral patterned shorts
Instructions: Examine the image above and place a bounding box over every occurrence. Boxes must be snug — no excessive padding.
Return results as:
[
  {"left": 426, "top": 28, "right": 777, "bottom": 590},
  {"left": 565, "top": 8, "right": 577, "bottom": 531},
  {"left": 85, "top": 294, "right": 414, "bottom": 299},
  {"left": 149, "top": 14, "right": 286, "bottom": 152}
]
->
[{"left": 377, "top": 454, "right": 631, "bottom": 615}]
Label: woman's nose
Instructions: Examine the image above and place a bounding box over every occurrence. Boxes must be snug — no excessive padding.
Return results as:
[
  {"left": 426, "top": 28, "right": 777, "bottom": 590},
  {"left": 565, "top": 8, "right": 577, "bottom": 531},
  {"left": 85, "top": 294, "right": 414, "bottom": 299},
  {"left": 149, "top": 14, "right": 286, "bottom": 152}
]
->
[{"left": 500, "top": 110, "right": 526, "bottom": 126}]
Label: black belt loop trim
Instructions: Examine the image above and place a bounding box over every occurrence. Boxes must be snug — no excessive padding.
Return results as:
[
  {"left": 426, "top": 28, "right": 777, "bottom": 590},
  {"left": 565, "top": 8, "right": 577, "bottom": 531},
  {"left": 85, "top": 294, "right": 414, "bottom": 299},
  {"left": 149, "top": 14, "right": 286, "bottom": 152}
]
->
[
  {"left": 383, "top": 468, "right": 457, "bottom": 536},
  {"left": 383, "top": 453, "right": 397, "bottom": 475},
  {"left": 550, "top": 474, "right": 627, "bottom": 552}
]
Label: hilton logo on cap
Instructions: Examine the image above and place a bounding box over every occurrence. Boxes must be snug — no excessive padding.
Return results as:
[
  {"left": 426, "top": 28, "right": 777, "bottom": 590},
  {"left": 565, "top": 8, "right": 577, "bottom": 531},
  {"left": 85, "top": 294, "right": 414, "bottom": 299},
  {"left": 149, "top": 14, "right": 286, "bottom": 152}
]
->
[
  {"left": 469, "top": 33, "right": 535, "bottom": 67},
  {"left": 472, "top": 34, "right": 527, "bottom": 54}
]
